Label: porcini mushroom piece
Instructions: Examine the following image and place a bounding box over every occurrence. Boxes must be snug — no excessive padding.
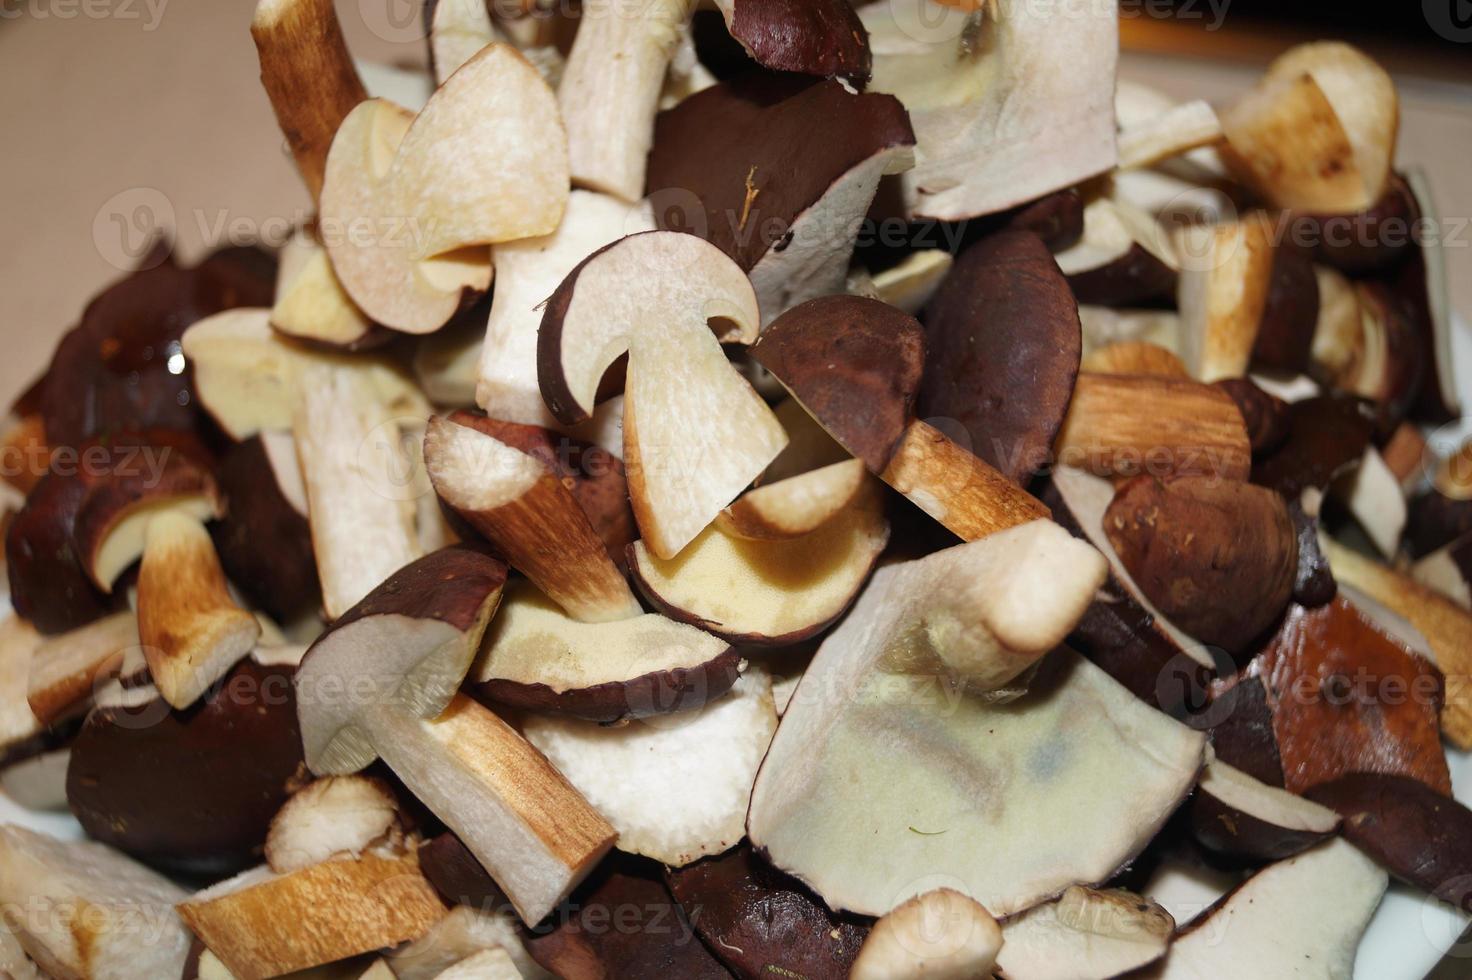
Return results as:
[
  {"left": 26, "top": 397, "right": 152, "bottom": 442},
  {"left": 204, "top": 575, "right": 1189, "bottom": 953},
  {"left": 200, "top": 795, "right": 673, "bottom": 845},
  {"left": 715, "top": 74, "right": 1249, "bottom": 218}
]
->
[
  {"left": 1055, "top": 197, "right": 1179, "bottom": 307},
  {"left": 26, "top": 611, "right": 138, "bottom": 727},
  {"left": 522, "top": 667, "right": 776, "bottom": 868},
  {"left": 996, "top": 886, "right": 1175, "bottom": 980},
  {"left": 1189, "top": 756, "right": 1340, "bottom": 863},
  {"left": 1251, "top": 243, "right": 1321, "bottom": 375},
  {"left": 630, "top": 477, "right": 888, "bottom": 645},
  {"left": 321, "top": 43, "right": 568, "bottom": 333},
  {"left": 1318, "top": 537, "right": 1472, "bottom": 749},
  {"left": 859, "top": 0, "right": 1118, "bottom": 220},
  {"left": 1054, "top": 373, "right": 1252, "bottom": 482},
  {"left": 1174, "top": 211, "right": 1277, "bottom": 382},
  {"left": 7, "top": 472, "right": 120, "bottom": 635},
  {"left": 538, "top": 231, "right": 786, "bottom": 559},
  {"left": 470, "top": 581, "right": 739, "bottom": 722},
  {"left": 850, "top": 889, "right": 1001, "bottom": 980},
  {"left": 270, "top": 229, "right": 383, "bottom": 351},
  {"left": 476, "top": 190, "right": 653, "bottom": 428},
  {"left": 295, "top": 549, "right": 614, "bottom": 924},
  {"left": 919, "top": 230, "right": 1081, "bottom": 484},
  {"left": 294, "top": 363, "right": 424, "bottom": 620},
  {"left": 1397, "top": 168, "right": 1460, "bottom": 423},
  {"left": 0, "top": 826, "right": 193, "bottom": 979},
  {"left": 1103, "top": 475, "right": 1297, "bottom": 654},
  {"left": 385, "top": 903, "right": 547, "bottom": 980},
  {"left": 717, "top": 458, "right": 867, "bottom": 540},
  {"left": 0, "top": 748, "right": 69, "bottom": 813},
  {"left": 711, "top": 0, "right": 870, "bottom": 84},
  {"left": 1078, "top": 304, "right": 1181, "bottom": 356},
  {"left": 1214, "top": 377, "right": 1291, "bottom": 455},
  {"left": 265, "top": 776, "right": 401, "bottom": 874},
  {"left": 1117, "top": 99, "right": 1223, "bottom": 170},
  {"left": 1412, "top": 535, "right": 1472, "bottom": 609},
  {"left": 0, "top": 615, "right": 44, "bottom": 758},
  {"left": 647, "top": 75, "right": 915, "bottom": 324},
  {"left": 177, "top": 845, "right": 448, "bottom": 979},
  {"left": 558, "top": 0, "right": 694, "bottom": 202},
  {"left": 1082, "top": 341, "right": 1188, "bottom": 378},
  {"left": 136, "top": 512, "right": 261, "bottom": 710},
  {"left": 250, "top": 0, "right": 368, "bottom": 201},
  {"left": 1330, "top": 446, "right": 1407, "bottom": 558},
  {"left": 429, "top": 0, "right": 502, "bottom": 84},
  {"left": 1145, "top": 838, "right": 1386, "bottom": 979}
]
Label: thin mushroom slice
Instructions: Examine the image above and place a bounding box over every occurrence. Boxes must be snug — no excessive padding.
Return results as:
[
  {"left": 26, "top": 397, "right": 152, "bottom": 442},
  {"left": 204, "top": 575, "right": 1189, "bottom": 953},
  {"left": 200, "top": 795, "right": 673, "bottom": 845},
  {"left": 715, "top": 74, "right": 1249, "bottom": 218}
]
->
[
  {"left": 717, "top": 458, "right": 868, "bottom": 541},
  {"left": 850, "top": 889, "right": 1001, "bottom": 980},
  {"left": 996, "top": 886, "right": 1175, "bottom": 980}
]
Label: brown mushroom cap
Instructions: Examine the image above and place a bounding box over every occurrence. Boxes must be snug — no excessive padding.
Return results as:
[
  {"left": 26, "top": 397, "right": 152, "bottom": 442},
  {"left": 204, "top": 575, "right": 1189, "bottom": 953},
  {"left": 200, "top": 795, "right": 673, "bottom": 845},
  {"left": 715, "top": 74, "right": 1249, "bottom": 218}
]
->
[
  {"left": 1214, "top": 378, "right": 1291, "bottom": 456},
  {"left": 717, "top": 0, "right": 872, "bottom": 86},
  {"left": 1251, "top": 394, "right": 1376, "bottom": 499},
  {"left": 919, "top": 230, "right": 1080, "bottom": 484},
  {"left": 751, "top": 295, "right": 923, "bottom": 473},
  {"left": 1251, "top": 243, "right": 1321, "bottom": 374}
]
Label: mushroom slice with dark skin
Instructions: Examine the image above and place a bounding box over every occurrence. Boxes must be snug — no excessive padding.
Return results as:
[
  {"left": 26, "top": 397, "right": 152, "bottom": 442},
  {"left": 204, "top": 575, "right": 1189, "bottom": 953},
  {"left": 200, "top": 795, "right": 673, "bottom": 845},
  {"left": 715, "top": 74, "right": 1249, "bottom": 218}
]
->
[
  {"left": 995, "top": 886, "right": 1175, "bottom": 979},
  {"left": 1396, "top": 167, "right": 1460, "bottom": 423},
  {"left": 423, "top": 414, "right": 642, "bottom": 623},
  {"left": 1173, "top": 211, "right": 1278, "bottom": 382},
  {"left": 711, "top": 0, "right": 871, "bottom": 85},
  {"left": 293, "top": 546, "right": 615, "bottom": 924},
  {"left": 1407, "top": 439, "right": 1472, "bottom": 559},
  {"left": 1055, "top": 197, "right": 1179, "bottom": 307},
  {"left": 647, "top": 74, "right": 914, "bottom": 323},
  {"left": 1250, "top": 393, "right": 1376, "bottom": 500},
  {"left": 1214, "top": 377, "right": 1291, "bottom": 456},
  {"left": 469, "top": 581, "right": 739, "bottom": 722},
  {"left": 537, "top": 231, "right": 787, "bottom": 560},
  {"left": 1189, "top": 755, "right": 1341, "bottom": 863},
  {"left": 1143, "top": 838, "right": 1386, "bottom": 978},
  {"left": 1412, "top": 533, "right": 1472, "bottom": 609},
  {"left": 918, "top": 230, "right": 1081, "bottom": 485},
  {"left": 858, "top": 0, "right": 1118, "bottom": 221},
  {"left": 665, "top": 844, "right": 869, "bottom": 980},
  {"left": 629, "top": 476, "right": 889, "bottom": 646},
  {"left": 1103, "top": 474, "right": 1298, "bottom": 655},
  {"left": 849, "top": 889, "right": 1000, "bottom": 980},
  {"left": 1290, "top": 172, "right": 1418, "bottom": 275},
  {"left": 752, "top": 295, "right": 1049, "bottom": 541}
]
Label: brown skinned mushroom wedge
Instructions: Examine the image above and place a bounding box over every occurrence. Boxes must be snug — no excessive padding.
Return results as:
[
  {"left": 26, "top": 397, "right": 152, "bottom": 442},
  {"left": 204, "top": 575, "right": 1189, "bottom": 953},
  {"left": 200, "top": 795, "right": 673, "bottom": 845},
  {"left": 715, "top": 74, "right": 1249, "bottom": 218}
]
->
[
  {"left": 522, "top": 667, "right": 776, "bottom": 868},
  {"left": 66, "top": 656, "right": 308, "bottom": 877},
  {"left": 1314, "top": 538, "right": 1472, "bottom": 749},
  {"left": 423, "top": 414, "right": 641, "bottom": 623},
  {"left": 1173, "top": 211, "right": 1277, "bottom": 382},
  {"left": 859, "top": 0, "right": 1118, "bottom": 220},
  {"left": 752, "top": 295, "right": 1050, "bottom": 541},
  {"left": 629, "top": 478, "right": 889, "bottom": 646},
  {"left": 1413, "top": 534, "right": 1472, "bottom": 609},
  {"left": 647, "top": 75, "right": 914, "bottom": 323},
  {"left": 295, "top": 548, "right": 615, "bottom": 924},
  {"left": 250, "top": 0, "right": 367, "bottom": 202},
  {"left": 558, "top": 0, "right": 694, "bottom": 202},
  {"left": 711, "top": 0, "right": 870, "bottom": 84},
  {"left": 0, "top": 826, "right": 194, "bottom": 979},
  {"left": 850, "top": 889, "right": 1001, "bottom": 980},
  {"left": 747, "top": 524, "right": 1203, "bottom": 918},
  {"left": 716, "top": 458, "right": 868, "bottom": 540},
  {"left": 1219, "top": 42, "right": 1398, "bottom": 214},
  {"left": 1189, "top": 756, "right": 1340, "bottom": 863},
  {"left": 177, "top": 844, "right": 448, "bottom": 979},
  {"left": 477, "top": 191, "right": 653, "bottom": 427},
  {"left": 136, "top": 512, "right": 262, "bottom": 709},
  {"left": 1055, "top": 197, "right": 1179, "bottom": 307},
  {"left": 538, "top": 231, "right": 787, "bottom": 559},
  {"left": 1103, "top": 474, "right": 1297, "bottom": 654},
  {"left": 470, "top": 581, "right": 739, "bottom": 722},
  {"left": 1251, "top": 242, "right": 1321, "bottom": 375},
  {"left": 320, "top": 43, "right": 568, "bottom": 333},
  {"left": 918, "top": 230, "right": 1081, "bottom": 484},
  {"left": 1142, "top": 838, "right": 1386, "bottom": 979},
  {"left": 997, "top": 888, "right": 1174, "bottom": 980},
  {"left": 25, "top": 611, "right": 138, "bottom": 727},
  {"left": 1331, "top": 445, "right": 1407, "bottom": 558},
  {"left": 1054, "top": 373, "right": 1252, "bottom": 482},
  {"left": 264, "top": 776, "right": 402, "bottom": 874},
  {"left": 1398, "top": 167, "right": 1461, "bottom": 422}
]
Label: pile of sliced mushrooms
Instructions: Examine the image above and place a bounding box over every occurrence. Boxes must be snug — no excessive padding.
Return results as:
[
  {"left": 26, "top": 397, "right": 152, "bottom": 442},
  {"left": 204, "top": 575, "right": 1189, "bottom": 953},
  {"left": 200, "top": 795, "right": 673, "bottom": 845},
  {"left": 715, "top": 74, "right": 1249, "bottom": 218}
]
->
[{"left": 2, "top": 0, "right": 1470, "bottom": 977}]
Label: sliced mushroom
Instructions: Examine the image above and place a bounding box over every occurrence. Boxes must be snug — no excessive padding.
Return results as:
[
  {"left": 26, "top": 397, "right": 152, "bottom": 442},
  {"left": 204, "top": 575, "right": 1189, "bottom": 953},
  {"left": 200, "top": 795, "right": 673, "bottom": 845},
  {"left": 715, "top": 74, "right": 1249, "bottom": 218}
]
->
[
  {"left": 270, "top": 229, "right": 382, "bottom": 350},
  {"left": 1397, "top": 167, "right": 1460, "bottom": 422},
  {"left": 264, "top": 776, "right": 401, "bottom": 874},
  {"left": 1056, "top": 196, "right": 1179, "bottom": 307},
  {"left": 428, "top": 0, "right": 502, "bottom": 84},
  {"left": 1412, "top": 534, "right": 1472, "bottom": 610},
  {"left": 387, "top": 902, "right": 547, "bottom": 980},
  {"left": 1330, "top": 446, "right": 1407, "bottom": 558},
  {"left": 629, "top": 476, "right": 888, "bottom": 645},
  {"left": 538, "top": 231, "right": 786, "bottom": 559},
  {"left": 995, "top": 886, "right": 1175, "bottom": 980},
  {"left": 1173, "top": 211, "right": 1277, "bottom": 382},
  {"left": 850, "top": 889, "right": 1001, "bottom": 980},
  {"left": 469, "top": 581, "right": 738, "bottom": 722},
  {"left": 26, "top": 611, "right": 138, "bottom": 727},
  {"left": 1189, "top": 756, "right": 1340, "bottom": 862},
  {"left": 859, "top": 0, "right": 1117, "bottom": 220},
  {"left": 717, "top": 458, "right": 868, "bottom": 540},
  {"left": 1117, "top": 98, "right": 1223, "bottom": 171}
]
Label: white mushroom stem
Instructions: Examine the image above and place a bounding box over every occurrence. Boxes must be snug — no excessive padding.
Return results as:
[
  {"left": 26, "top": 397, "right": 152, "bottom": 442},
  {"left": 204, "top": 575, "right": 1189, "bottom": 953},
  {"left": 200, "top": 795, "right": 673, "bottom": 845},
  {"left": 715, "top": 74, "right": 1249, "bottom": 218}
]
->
[{"left": 559, "top": 0, "right": 695, "bottom": 201}]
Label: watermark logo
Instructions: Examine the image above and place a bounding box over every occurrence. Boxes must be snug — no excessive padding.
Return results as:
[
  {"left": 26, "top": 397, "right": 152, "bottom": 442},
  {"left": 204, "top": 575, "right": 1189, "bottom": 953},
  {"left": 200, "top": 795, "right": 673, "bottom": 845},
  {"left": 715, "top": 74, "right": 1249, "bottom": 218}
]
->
[
  {"left": 1424, "top": 0, "right": 1472, "bottom": 42},
  {"left": 92, "top": 187, "right": 174, "bottom": 271}
]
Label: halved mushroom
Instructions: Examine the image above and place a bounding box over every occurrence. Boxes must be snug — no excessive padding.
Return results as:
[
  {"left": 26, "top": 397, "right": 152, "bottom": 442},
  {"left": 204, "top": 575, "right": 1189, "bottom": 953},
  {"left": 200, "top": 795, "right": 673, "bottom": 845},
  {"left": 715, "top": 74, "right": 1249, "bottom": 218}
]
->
[
  {"left": 748, "top": 522, "right": 1197, "bottom": 917},
  {"left": 470, "top": 581, "right": 739, "bottom": 722},
  {"left": 264, "top": 776, "right": 401, "bottom": 874},
  {"left": 1219, "top": 41, "right": 1398, "bottom": 214},
  {"left": 717, "top": 458, "right": 868, "bottom": 540},
  {"left": 1189, "top": 756, "right": 1340, "bottom": 862},
  {"left": 25, "top": 611, "right": 138, "bottom": 727},
  {"left": 859, "top": 0, "right": 1118, "bottom": 220},
  {"left": 385, "top": 902, "right": 544, "bottom": 980},
  {"left": 250, "top": 0, "right": 367, "bottom": 201},
  {"left": 521, "top": 667, "right": 776, "bottom": 868},
  {"left": 1055, "top": 197, "right": 1179, "bottom": 307},
  {"left": 558, "top": 0, "right": 693, "bottom": 202},
  {"left": 1103, "top": 474, "right": 1297, "bottom": 654},
  {"left": 647, "top": 74, "right": 915, "bottom": 323},
  {"left": 294, "top": 547, "right": 615, "bottom": 924},
  {"left": 752, "top": 295, "right": 1050, "bottom": 541},
  {"left": 177, "top": 843, "right": 447, "bottom": 978},
  {"left": 629, "top": 477, "right": 888, "bottom": 645},
  {"left": 1144, "top": 838, "right": 1386, "bottom": 978},
  {"left": 270, "top": 229, "right": 382, "bottom": 350},
  {"left": 320, "top": 43, "right": 568, "bottom": 332},
  {"left": 1053, "top": 373, "right": 1252, "bottom": 482},
  {"left": 0, "top": 825, "right": 194, "bottom": 979},
  {"left": 424, "top": 414, "right": 641, "bottom": 622},
  {"left": 476, "top": 190, "right": 652, "bottom": 428},
  {"left": 1173, "top": 211, "right": 1277, "bottom": 382},
  {"left": 918, "top": 230, "right": 1081, "bottom": 484},
  {"left": 538, "top": 231, "right": 787, "bottom": 559},
  {"left": 66, "top": 656, "right": 308, "bottom": 876},
  {"left": 995, "top": 886, "right": 1175, "bottom": 980},
  {"left": 850, "top": 889, "right": 1001, "bottom": 980}
]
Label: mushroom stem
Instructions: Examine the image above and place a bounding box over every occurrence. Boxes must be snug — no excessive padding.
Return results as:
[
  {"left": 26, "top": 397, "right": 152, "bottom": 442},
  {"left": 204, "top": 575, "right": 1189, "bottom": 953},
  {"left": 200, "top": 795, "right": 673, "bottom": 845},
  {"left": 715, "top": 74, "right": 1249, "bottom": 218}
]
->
[{"left": 251, "top": 0, "right": 368, "bottom": 202}]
